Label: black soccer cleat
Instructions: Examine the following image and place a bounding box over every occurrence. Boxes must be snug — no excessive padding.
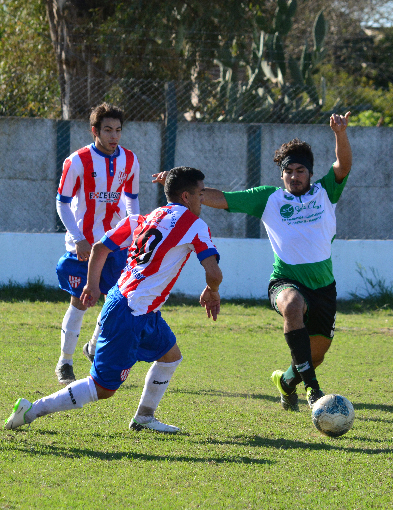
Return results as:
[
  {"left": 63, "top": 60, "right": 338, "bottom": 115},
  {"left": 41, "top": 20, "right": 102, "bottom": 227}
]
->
[{"left": 306, "top": 388, "right": 325, "bottom": 409}]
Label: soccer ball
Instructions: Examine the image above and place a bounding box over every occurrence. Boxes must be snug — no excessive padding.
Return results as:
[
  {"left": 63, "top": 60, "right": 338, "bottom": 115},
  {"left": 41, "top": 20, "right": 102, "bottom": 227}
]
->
[{"left": 311, "top": 394, "right": 355, "bottom": 437}]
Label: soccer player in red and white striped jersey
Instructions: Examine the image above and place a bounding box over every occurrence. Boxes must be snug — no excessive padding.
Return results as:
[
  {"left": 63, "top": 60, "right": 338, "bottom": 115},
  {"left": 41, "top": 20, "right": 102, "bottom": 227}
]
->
[
  {"left": 5, "top": 167, "right": 222, "bottom": 434},
  {"left": 55, "top": 103, "right": 140, "bottom": 386}
]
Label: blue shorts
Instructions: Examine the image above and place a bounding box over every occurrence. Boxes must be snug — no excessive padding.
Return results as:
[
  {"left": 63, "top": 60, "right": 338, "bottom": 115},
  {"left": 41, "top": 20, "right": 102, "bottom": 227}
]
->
[
  {"left": 56, "top": 249, "right": 128, "bottom": 298},
  {"left": 90, "top": 285, "right": 177, "bottom": 390}
]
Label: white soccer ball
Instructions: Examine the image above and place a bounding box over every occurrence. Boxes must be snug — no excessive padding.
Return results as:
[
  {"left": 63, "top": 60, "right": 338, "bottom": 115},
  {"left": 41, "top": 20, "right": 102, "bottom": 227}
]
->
[{"left": 311, "top": 394, "right": 355, "bottom": 437}]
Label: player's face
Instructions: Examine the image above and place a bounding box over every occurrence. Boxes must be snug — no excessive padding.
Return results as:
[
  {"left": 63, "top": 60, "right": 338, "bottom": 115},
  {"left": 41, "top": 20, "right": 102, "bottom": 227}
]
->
[
  {"left": 281, "top": 163, "right": 311, "bottom": 196},
  {"left": 186, "top": 180, "right": 205, "bottom": 217},
  {"left": 92, "top": 117, "right": 122, "bottom": 155}
]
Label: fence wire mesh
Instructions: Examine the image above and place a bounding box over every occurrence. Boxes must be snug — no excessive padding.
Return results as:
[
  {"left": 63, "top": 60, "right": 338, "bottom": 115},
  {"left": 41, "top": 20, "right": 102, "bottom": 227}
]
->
[{"left": 1, "top": 62, "right": 393, "bottom": 239}]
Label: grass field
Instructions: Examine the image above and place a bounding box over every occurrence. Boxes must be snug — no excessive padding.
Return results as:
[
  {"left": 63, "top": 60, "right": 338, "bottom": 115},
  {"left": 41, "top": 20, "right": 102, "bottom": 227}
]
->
[{"left": 1, "top": 284, "right": 393, "bottom": 509}]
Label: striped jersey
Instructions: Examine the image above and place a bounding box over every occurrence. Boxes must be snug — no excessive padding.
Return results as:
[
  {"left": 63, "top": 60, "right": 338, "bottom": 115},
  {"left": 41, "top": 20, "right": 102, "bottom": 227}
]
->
[
  {"left": 57, "top": 143, "right": 140, "bottom": 253},
  {"left": 224, "top": 167, "right": 349, "bottom": 289},
  {"left": 101, "top": 203, "right": 220, "bottom": 315}
]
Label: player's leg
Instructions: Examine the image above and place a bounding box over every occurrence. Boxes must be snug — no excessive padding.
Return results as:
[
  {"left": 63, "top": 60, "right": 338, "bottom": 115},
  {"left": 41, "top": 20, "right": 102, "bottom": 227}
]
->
[
  {"left": 277, "top": 335, "right": 331, "bottom": 403},
  {"left": 83, "top": 310, "right": 102, "bottom": 363},
  {"left": 273, "top": 282, "right": 336, "bottom": 409},
  {"left": 56, "top": 252, "right": 89, "bottom": 384},
  {"left": 4, "top": 376, "right": 105, "bottom": 430},
  {"left": 83, "top": 250, "right": 128, "bottom": 363},
  {"left": 270, "top": 282, "right": 323, "bottom": 410},
  {"left": 277, "top": 287, "right": 321, "bottom": 392},
  {"left": 310, "top": 335, "right": 332, "bottom": 368},
  {"left": 56, "top": 295, "right": 88, "bottom": 384},
  {"left": 5, "top": 285, "right": 129, "bottom": 431},
  {"left": 131, "top": 314, "right": 182, "bottom": 433}
]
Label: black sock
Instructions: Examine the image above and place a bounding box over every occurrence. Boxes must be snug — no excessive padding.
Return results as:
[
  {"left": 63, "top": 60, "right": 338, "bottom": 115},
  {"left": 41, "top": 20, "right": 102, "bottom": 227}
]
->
[{"left": 284, "top": 328, "right": 319, "bottom": 390}]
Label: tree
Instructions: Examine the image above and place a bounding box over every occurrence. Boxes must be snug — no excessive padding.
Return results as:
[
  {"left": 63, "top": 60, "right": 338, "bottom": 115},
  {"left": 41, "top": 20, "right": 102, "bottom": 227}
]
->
[
  {"left": 45, "top": 0, "right": 119, "bottom": 119},
  {"left": 0, "top": 0, "right": 59, "bottom": 117}
]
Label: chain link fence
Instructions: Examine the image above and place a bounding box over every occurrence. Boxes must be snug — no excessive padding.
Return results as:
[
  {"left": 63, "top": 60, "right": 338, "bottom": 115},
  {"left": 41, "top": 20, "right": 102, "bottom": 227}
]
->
[{"left": 1, "top": 68, "right": 393, "bottom": 239}]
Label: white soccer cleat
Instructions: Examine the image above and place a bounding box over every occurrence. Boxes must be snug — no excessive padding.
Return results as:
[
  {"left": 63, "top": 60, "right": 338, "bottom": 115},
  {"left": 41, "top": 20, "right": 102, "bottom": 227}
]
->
[
  {"left": 129, "top": 416, "right": 180, "bottom": 433},
  {"left": 4, "top": 398, "right": 33, "bottom": 430}
]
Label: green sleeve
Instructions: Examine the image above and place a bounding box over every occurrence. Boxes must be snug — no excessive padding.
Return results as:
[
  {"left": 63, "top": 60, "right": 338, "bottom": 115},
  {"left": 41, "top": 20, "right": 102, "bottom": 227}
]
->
[
  {"left": 318, "top": 166, "right": 349, "bottom": 204},
  {"left": 223, "top": 186, "right": 279, "bottom": 218}
]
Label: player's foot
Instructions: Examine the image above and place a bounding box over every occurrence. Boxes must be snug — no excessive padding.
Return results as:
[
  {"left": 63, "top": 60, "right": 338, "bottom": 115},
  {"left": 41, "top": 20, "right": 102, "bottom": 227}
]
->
[
  {"left": 271, "top": 370, "right": 299, "bottom": 412},
  {"left": 4, "top": 398, "right": 33, "bottom": 430},
  {"left": 82, "top": 342, "right": 95, "bottom": 364},
  {"left": 129, "top": 416, "right": 180, "bottom": 433},
  {"left": 55, "top": 363, "right": 76, "bottom": 385},
  {"left": 306, "top": 387, "right": 325, "bottom": 408}
]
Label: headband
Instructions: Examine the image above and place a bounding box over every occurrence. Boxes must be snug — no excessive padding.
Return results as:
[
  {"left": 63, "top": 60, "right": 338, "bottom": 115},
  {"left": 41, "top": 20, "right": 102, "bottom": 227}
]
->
[{"left": 280, "top": 154, "right": 313, "bottom": 174}]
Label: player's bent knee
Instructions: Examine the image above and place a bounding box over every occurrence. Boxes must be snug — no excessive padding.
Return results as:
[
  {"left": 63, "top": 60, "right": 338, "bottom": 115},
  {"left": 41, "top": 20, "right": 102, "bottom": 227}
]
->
[
  {"left": 95, "top": 385, "right": 117, "bottom": 400},
  {"left": 158, "top": 343, "right": 182, "bottom": 362},
  {"left": 277, "top": 291, "right": 305, "bottom": 318},
  {"left": 313, "top": 356, "right": 324, "bottom": 368}
]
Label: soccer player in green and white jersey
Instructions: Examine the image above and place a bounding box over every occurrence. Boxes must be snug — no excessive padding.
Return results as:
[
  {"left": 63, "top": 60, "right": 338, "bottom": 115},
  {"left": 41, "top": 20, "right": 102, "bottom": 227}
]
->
[{"left": 153, "top": 111, "right": 352, "bottom": 412}]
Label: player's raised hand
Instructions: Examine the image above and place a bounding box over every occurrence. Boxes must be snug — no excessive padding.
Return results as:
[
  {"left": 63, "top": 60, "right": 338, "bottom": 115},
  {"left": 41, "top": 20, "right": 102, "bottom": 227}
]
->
[
  {"left": 199, "top": 286, "right": 221, "bottom": 321},
  {"left": 330, "top": 111, "right": 351, "bottom": 133},
  {"left": 80, "top": 284, "right": 101, "bottom": 308},
  {"left": 152, "top": 171, "right": 169, "bottom": 185}
]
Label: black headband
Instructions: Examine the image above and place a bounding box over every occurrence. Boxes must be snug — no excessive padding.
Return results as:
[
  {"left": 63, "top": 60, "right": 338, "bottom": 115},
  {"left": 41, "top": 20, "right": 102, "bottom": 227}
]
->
[{"left": 280, "top": 154, "right": 313, "bottom": 174}]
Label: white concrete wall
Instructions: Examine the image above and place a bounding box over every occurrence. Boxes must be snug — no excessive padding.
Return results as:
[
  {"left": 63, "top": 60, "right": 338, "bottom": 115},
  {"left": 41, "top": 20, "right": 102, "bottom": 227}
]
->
[
  {"left": 1, "top": 233, "right": 391, "bottom": 300},
  {"left": 2, "top": 117, "right": 393, "bottom": 240}
]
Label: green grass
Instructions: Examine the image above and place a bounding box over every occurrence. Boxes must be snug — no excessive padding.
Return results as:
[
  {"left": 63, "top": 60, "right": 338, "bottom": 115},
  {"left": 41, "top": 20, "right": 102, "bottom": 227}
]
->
[{"left": 1, "top": 283, "right": 393, "bottom": 509}]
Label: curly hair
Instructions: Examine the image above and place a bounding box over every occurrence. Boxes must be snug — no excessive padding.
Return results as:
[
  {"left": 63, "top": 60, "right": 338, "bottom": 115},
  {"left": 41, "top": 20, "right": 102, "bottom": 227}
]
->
[{"left": 273, "top": 138, "right": 314, "bottom": 173}]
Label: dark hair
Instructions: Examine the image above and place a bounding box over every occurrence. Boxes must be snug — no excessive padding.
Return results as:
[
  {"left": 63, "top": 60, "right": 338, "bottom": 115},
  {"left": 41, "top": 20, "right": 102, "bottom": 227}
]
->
[
  {"left": 274, "top": 138, "right": 314, "bottom": 174},
  {"left": 164, "top": 167, "right": 205, "bottom": 202},
  {"left": 90, "top": 103, "right": 124, "bottom": 133}
]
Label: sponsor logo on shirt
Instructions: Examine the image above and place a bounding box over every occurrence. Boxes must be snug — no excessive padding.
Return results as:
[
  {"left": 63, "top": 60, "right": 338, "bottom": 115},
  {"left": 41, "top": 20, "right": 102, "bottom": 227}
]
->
[
  {"left": 69, "top": 276, "right": 81, "bottom": 288},
  {"left": 89, "top": 191, "right": 121, "bottom": 203},
  {"left": 280, "top": 204, "right": 294, "bottom": 218},
  {"left": 280, "top": 200, "right": 322, "bottom": 221}
]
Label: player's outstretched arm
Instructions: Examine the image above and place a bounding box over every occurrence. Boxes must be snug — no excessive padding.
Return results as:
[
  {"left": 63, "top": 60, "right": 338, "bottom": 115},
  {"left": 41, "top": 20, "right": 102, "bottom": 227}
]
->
[
  {"left": 152, "top": 171, "right": 229, "bottom": 209},
  {"left": 80, "top": 242, "right": 113, "bottom": 307},
  {"left": 200, "top": 255, "right": 223, "bottom": 321},
  {"left": 203, "top": 188, "right": 229, "bottom": 209},
  {"left": 331, "top": 111, "right": 352, "bottom": 182}
]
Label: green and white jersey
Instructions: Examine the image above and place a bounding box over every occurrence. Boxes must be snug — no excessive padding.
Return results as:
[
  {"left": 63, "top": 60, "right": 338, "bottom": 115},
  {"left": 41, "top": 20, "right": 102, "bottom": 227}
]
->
[{"left": 223, "top": 166, "right": 349, "bottom": 290}]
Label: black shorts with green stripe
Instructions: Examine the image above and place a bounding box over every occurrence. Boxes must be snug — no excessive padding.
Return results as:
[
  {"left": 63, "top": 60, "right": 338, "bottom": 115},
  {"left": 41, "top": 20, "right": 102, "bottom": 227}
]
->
[{"left": 268, "top": 278, "right": 337, "bottom": 339}]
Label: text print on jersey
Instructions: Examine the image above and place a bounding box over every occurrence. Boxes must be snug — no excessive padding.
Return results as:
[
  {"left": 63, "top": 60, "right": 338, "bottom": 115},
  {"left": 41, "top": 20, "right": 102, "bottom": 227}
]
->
[{"left": 89, "top": 191, "right": 121, "bottom": 202}]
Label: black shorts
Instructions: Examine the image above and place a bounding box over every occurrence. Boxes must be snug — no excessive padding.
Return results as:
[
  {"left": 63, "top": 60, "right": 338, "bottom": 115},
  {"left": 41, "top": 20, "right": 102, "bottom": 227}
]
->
[{"left": 268, "top": 278, "right": 337, "bottom": 339}]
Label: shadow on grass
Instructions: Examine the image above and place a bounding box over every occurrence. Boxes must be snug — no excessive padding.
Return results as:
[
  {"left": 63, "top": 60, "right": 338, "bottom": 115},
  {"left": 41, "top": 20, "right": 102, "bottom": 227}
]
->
[
  {"left": 169, "top": 389, "right": 393, "bottom": 416},
  {"left": 352, "top": 402, "right": 393, "bottom": 414},
  {"left": 170, "top": 388, "right": 278, "bottom": 403},
  {"left": 198, "top": 435, "right": 393, "bottom": 454},
  {"left": 2, "top": 439, "right": 273, "bottom": 465},
  {"left": 4, "top": 432, "right": 392, "bottom": 461}
]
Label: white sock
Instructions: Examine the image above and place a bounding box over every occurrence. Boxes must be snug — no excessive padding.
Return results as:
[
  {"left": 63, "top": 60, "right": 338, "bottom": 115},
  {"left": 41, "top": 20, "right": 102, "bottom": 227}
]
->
[
  {"left": 27, "top": 377, "right": 98, "bottom": 423},
  {"left": 134, "top": 357, "right": 182, "bottom": 423},
  {"left": 58, "top": 304, "right": 86, "bottom": 365},
  {"left": 88, "top": 311, "right": 102, "bottom": 356}
]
